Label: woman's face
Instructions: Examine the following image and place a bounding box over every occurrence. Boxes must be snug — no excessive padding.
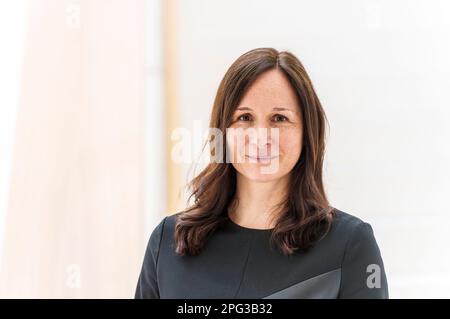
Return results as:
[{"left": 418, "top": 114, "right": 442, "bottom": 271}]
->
[{"left": 226, "top": 69, "right": 303, "bottom": 183}]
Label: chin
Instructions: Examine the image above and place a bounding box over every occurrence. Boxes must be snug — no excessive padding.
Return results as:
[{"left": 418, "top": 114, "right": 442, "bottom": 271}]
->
[
  {"left": 237, "top": 165, "right": 287, "bottom": 183},
  {"left": 246, "top": 175, "right": 281, "bottom": 183}
]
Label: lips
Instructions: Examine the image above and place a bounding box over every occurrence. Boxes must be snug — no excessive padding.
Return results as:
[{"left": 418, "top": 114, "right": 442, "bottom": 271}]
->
[{"left": 245, "top": 155, "right": 279, "bottom": 161}]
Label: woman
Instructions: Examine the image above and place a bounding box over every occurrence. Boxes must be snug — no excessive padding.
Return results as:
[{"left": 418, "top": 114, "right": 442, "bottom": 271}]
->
[{"left": 135, "top": 48, "right": 389, "bottom": 299}]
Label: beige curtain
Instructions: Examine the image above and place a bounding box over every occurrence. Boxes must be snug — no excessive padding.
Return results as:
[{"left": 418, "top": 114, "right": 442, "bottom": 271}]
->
[{"left": 0, "top": 0, "right": 146, "bottom": 298}]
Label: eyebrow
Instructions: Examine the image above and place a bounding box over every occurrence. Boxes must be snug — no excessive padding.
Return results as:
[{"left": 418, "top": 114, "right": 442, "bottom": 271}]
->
[{"left": 236, "top": 106, "right": 298, "bottom": 114}]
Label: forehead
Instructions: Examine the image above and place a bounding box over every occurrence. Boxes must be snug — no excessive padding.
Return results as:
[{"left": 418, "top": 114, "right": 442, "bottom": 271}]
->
[{"left": 236, "top": 69, "right": 300, "bottom": 112}]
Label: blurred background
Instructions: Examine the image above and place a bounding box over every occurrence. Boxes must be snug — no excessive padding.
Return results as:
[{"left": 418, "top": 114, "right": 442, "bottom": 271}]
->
[{"left": 0, "top": 0, "right": 450, "bottom": 298}]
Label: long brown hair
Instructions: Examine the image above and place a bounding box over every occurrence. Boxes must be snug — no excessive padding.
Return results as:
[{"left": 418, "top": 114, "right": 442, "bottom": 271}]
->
[{"left": 174, "top": 47, "right": 335, "bottom": 256}]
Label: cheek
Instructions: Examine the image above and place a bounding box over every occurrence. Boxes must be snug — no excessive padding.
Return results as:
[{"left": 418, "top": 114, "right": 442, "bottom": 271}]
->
[
  {"left": 225, "top": 130, "right": 246, "bottom": 161},
  {"left": 279, "top": 129, "right": 302, "bottom": 160}
]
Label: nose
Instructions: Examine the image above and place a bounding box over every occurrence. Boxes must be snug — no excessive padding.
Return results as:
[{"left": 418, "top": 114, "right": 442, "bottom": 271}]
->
[{"left": 247, "top": 127, "right": 275, "bottom": 156}]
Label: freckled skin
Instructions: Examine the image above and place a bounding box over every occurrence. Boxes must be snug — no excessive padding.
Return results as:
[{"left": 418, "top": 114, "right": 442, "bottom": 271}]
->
[{"left": 227, "top": 69, "right": 303, "bottom": 183}]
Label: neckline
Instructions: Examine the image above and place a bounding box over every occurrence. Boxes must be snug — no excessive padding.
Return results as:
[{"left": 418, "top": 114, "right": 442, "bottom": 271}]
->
[{"left": 226, "top": 217, "right": 274, "bottom": 232}]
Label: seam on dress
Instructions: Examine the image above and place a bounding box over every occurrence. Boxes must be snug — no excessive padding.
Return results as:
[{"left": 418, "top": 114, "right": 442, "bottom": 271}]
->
[
  {"left": 233, "top": 232, "right": 254, "bottom": 298},
  {"left": 261, "top": 267, "right": 341, "bottom": 298},
  {"left": 155, "top": 216, "right": 167, "bottom": 297},
  {"left": 337, "top": 221, "right": 366, "bottom": 297},
  {"left": 155, "top": 216, "right": 167, "bottom": 270}
]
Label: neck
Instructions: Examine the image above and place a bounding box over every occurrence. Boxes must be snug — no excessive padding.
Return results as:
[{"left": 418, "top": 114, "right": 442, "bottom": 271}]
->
[{"left": 228, "top": 172, "right": 289, "bottom": 229}]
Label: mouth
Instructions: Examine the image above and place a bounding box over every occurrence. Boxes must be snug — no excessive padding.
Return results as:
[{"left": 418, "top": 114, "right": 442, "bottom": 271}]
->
[{"left": 245, "top": 155, "right": 279, "bottom": 162}]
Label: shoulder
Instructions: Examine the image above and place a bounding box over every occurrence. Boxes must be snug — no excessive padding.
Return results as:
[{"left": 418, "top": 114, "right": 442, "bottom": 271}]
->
[
  {"left": 319, "top": 207, "right": 380, "bottom": 256},
  {"left": 331, "top": 208, "right": 368, "bottom": 228},
  {"left": 158, "top": 209, "right": 373, "bottom": 242},
  {"left": 329, "top": 209, "right": 388, "bottom": 298},
  {"left": 329, "top": 208, "right": 383, "bottom": 267},
  {"left": 149, "top": 212, "right": 181, "bottom": 242},
  {"left": 155, "top": 209, "right": 378, "bottom": 252},
  {"left": 153, "top": 211, "right": 181, "bottom": 228},
  {"left": 159, "top": 212, "right": 181, "bottom": 232},
  {"left": 329, "top": 208, "right": 375, "bottom": 240},
  {"left": 144, "top": 213, "right": 180, "bottom": 257}
]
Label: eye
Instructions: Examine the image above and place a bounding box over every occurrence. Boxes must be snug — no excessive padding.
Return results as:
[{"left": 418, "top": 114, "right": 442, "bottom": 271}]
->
[
  {"left": 273, "top": 114, "right": 288, "bottom": 122},
  {"left": 237, "top": 113, "right": 252, "bottom": 121}
]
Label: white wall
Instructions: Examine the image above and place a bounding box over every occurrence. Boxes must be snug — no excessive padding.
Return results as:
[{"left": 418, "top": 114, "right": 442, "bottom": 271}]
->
[
  {"left": 0, "top": 0, "right": 27, "bottom": 267},
  {"left": 174, "top": 0, "right": 450, "bottom": 298},
  {"left": 143, "top": 0, "right": 167, "bottom": 248},
  {"left": 0, "top": 0, "right": 148, "bottom": 298}
]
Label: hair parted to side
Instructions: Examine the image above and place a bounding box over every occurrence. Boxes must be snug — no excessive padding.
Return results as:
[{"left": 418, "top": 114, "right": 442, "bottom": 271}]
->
[{"left": 174, "top": 47, "right": 335, "bottom": 256}]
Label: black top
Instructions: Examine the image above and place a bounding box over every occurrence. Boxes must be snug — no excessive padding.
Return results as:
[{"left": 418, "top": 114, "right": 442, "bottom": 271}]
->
[{"left": 135, "top": 209, "right": 388, "bottom": 299}]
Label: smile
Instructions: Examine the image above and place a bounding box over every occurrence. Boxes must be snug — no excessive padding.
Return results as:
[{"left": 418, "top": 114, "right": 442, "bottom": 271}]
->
[{"left": 245, "top": 155, "right": 279, "bottom": 161}]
